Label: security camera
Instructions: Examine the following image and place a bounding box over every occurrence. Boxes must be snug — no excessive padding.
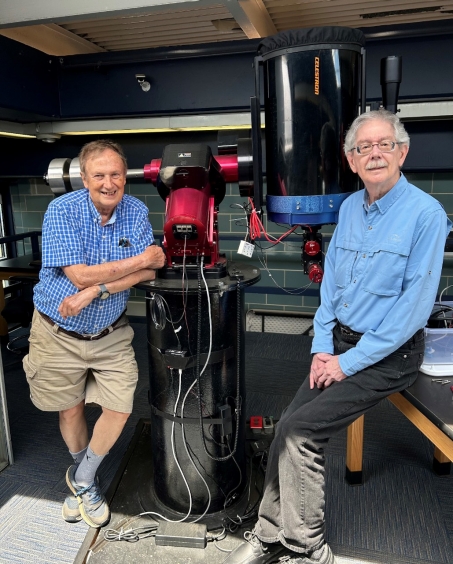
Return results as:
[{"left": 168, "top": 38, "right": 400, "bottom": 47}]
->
[{"left": 135, "top": 74, "right": 151, "bottom": 92}]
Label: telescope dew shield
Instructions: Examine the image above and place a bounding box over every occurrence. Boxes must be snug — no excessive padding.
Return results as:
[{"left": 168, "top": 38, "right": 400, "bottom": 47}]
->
[{"left": 258, "top": 27, "right": 365, "bottom": 226}]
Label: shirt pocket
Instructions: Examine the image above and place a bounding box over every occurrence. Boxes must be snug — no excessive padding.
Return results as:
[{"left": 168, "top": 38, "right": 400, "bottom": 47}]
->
[
  {"left": 119, "top": 246, "right": 136, "bottom": 259},
  {"left": 334, "top": 239, "right": 359, "bottom": 289},
  {"left": 110, "top": 245, "right": 137, "bottom": 261},
  {"left": 363, "top": 244, "right": 409, "bottom": 297}
]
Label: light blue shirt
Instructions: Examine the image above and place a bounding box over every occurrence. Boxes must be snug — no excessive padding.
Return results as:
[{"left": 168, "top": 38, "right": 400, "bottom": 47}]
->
[
  {"left": 34, "top": 189, "right": 154, "bottom": 334},
  {"left": 311, "top": 174, "right": 452, "bottom": 376}
]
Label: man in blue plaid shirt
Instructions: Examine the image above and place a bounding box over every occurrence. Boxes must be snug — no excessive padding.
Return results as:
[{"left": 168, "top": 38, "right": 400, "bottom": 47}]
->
[{"left": 23, "top": 140, "right": 165, "bottom": 528}]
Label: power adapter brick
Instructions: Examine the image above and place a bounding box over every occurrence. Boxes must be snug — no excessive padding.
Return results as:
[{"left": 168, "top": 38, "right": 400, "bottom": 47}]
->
[{"left": 155, "top": 521, "right": 207, "bottom": 549}]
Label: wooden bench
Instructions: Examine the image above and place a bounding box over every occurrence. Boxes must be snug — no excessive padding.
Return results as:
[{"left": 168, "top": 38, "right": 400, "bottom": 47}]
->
[{"left": 345, "top": 372, "right": 453, "bottom": 484}]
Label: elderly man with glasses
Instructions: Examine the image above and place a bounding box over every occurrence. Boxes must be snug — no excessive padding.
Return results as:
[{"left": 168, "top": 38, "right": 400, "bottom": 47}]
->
[{"left": 223, "top": 109, "right": 452, "bottom": 564}]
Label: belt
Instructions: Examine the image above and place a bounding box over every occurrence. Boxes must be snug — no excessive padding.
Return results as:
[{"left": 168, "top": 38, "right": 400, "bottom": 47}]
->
[
  {"left": 337, "top": 321, "right": 363, "bottom": 344},
  {"left": 337, "top": 322, "right": 424, "bottom": 347},
  {"left": 39, "top": 310, "right": 126, "bottom": 341}
]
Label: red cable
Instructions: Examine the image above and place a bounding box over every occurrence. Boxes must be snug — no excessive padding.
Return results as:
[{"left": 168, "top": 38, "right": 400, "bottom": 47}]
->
[{"left": 248, "top": 198, "right": 300, "bottom": 244}]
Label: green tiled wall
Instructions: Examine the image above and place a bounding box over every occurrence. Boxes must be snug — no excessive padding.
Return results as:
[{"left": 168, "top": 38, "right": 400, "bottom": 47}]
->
[{"left": 9, "top": 171, "right": 453, "bottom": 315}]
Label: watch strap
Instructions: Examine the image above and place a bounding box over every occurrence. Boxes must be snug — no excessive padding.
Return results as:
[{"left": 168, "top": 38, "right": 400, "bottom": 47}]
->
[{"left": 98, "top": 284, "right": 108, "bottom": 297}]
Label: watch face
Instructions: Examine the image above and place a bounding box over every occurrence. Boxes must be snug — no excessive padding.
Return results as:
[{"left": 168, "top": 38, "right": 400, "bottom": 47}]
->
[{"left": 100, "top": 291, "right": 110, "bottom": 300}]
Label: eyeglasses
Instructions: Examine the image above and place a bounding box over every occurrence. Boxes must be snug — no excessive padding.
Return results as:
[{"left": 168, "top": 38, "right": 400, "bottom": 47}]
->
[{"left": 352, "top": 140, "right": 401, "bottom": 156}]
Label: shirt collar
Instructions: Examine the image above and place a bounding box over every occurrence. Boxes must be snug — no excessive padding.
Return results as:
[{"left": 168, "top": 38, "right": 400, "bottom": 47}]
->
[
  {"left": 86, "top": 189, "right": 122, "bottom": 225},
  {"left": 364, "top": 173, "right": 407, "bottom": 215},
  {"left": 362, "top": 191, "right": 370, "bottom": 213}
]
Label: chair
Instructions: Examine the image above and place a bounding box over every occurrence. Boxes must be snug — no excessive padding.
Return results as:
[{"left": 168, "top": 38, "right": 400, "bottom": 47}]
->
[{"left": 1, "top": 276, "right": 39, "bottom": 355}]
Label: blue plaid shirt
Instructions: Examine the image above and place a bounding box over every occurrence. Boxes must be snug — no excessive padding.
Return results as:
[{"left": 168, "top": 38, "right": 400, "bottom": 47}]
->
[{"left": 34, "top": 189, "right": 154, "bottom": 334}]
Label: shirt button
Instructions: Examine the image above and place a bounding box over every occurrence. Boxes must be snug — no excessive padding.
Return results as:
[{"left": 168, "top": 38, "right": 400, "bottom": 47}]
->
[
  {"left": 353, "top": 280, "right": 356, "bottom": 283},
  {"left": 344, "top": 303, "right": 348, "bottom": 307},
  {"left": 362, "top": 254, "right": 366, "bottom": 258},
  {"left": 101, "top": 259, "right": 106, "bottom": 263},
  {"left": 102, "top": 235, "right": 106, "bottom": 239},
  {"left": 368, "top": 226, "right": 372, "bottom": 230}
]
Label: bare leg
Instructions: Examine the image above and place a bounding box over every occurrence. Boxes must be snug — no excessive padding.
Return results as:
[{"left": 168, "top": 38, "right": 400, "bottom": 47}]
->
[
  {"left": 89, "top": 407, "right": 130, "bottom": 456},
  {"left": 59, "top": 401, "right": 88, "bottom": 453}
]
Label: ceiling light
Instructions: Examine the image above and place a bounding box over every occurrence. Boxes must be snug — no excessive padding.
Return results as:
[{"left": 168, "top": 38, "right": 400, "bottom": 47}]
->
[
  {"left": 60, "top": 124, "right": 262, "bottom": 136},
  {"left": 36, "top": 133, "right": 61, "bottom": 143},
  {"left": 0, "top": 132, "right": 36, "bottom": 139}
]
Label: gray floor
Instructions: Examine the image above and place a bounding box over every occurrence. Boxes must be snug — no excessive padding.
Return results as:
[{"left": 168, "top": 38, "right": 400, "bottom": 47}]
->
[{"left": 1, "top": 324, "right": 453, "bottom": 564}]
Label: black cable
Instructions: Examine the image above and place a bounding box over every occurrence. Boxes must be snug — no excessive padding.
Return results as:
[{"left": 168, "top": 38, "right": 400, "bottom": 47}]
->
[
  {"left": 195, "top": 258, "right": 241, "bottom": 462},
  {"left": 222, "top": 449, "right": 266, "bottom": 529},
  {"left": 427, "top": 305, "right": 453, "bottom": 328},
  {"left": 185, "top": 440, "right": 228, "bottom": 498},
  {"left": 431, "top": 306, "right": 453, "bottom": 315},
  {"left": 149, "top": 293, "right": 166, "bottom": 330},
  {"left": 147, "top": 292, "right": 183, "bottom": 350}
]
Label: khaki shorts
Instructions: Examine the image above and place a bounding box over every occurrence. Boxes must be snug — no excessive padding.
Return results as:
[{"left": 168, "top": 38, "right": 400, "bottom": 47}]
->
[{"left": 23, "top": 309, "right": 139, "bottom": 413}]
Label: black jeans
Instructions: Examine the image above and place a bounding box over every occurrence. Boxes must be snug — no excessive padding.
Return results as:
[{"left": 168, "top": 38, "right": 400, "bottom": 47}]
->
[{"left": 254, "top": 325, "right": 424, "bottom": 555}]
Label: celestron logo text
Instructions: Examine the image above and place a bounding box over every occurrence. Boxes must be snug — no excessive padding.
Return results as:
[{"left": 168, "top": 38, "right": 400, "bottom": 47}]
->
[{"left": 314, "top": 57, "right": 320, "bottom": 95}]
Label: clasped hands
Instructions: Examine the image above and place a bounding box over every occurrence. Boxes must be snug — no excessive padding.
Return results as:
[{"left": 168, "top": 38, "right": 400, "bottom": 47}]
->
[{"left": 310, "top": 353, "right": 347, "bottom": 389}]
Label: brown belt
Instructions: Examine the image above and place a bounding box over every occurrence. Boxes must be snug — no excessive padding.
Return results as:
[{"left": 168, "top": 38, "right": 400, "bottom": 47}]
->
[{"left": 38, "top": 310, "right": 126, "bottom": 341}]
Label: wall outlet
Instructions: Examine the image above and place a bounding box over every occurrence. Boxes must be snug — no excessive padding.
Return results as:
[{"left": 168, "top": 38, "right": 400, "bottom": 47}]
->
[{"left": 238, "top": 240, "right": 254, "bottom": 257}]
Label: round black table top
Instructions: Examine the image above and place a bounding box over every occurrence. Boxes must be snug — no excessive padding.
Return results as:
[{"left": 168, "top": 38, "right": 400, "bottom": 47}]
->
[{"left": 136, "top": 261, "right": 261, "bottom": 294}]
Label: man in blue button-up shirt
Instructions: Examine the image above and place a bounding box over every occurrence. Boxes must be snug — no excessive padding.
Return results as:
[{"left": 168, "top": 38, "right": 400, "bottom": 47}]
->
[
  {"left": 311, "top": 113, "right": 452, "bottom": 382},
  {"left": 23, "top": 140, "right": 165, "bottom": 529},
  {"left": 224, "top": 111, "right": 452, "bottom": 564}
]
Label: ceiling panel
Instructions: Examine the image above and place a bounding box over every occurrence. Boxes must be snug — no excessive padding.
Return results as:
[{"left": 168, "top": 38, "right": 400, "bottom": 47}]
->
[
  {"left": 264, "top": 0, "right": 453, "bottom": 30},
  {"left": 1, "top": 0, "right": 453, "bottom": 55},
  {"left": 59, "top": 5, "right": 247, "bottom": 50}
]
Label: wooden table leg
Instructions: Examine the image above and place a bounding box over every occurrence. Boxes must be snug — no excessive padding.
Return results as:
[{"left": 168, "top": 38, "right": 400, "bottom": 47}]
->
[
  {"left": 346, "top": 414, "right": 364, "bottom": 485},
  {"left": 388, "top": 393, "right": 453, "bottom": 460},
  {"left": 433, "top": 446, "right": 452, "bottom": 475}
]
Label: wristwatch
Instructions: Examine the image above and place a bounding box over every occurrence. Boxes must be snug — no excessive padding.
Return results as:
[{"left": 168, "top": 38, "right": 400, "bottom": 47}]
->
[{"left": 97, "top": 284, "right": 110, "bottom": 300}]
